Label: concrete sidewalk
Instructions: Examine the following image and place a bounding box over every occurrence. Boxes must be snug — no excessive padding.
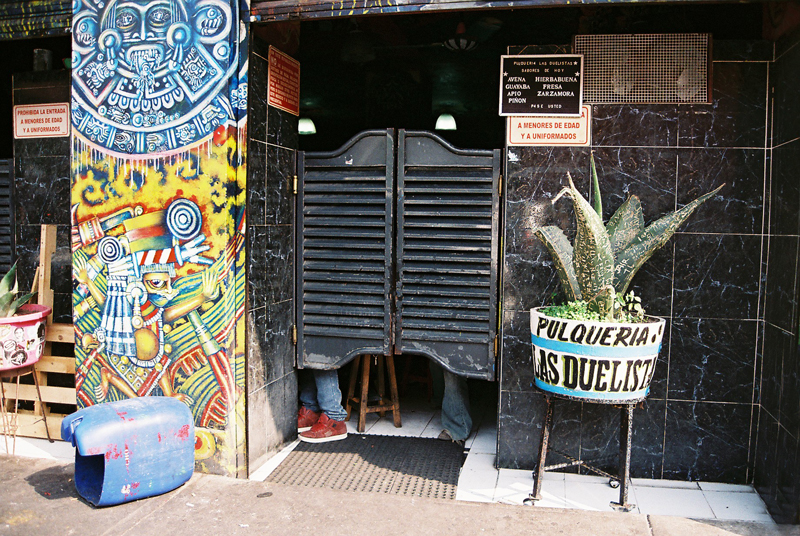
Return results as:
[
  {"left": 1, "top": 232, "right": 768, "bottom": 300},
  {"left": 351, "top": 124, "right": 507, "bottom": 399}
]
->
[{"left": 1, "top": 454, "right": 796, "bottom": 536}]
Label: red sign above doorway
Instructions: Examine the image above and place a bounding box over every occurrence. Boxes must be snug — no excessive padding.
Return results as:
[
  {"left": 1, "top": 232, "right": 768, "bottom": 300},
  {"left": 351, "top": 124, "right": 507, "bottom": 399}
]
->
[{"left": 268, "top": 47, "right": 300, "bottom": 117}]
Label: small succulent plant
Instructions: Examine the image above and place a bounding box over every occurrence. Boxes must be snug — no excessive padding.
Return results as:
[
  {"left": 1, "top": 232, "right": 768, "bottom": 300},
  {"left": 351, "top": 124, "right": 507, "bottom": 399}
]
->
[
  {"left": 0, "top": 262, "right": 36, "bottom": 317},
  {"left": 535, "top": 155, "right": 723, "bottom": 322}
]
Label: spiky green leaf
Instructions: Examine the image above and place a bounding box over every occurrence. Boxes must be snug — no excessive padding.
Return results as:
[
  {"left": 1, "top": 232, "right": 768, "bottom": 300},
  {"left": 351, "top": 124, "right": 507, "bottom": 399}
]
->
[
  {"left": 590, "top": 154, "right": 603, "bottom": 218},
  {"left": 606, "top": 195, "right": 645, "bottom": 257},
  {"left": 0, "top": 291, "right": 14, "bottom": 318},
  {"left": 567, "top": 173, "right": 615, "bottom": 300},
  {"left": 0, "top": 262, "right": 17, "bottom": 298},
  {"left": 614, "top": 184, "right": 724, "bottom": 294},
  {"left": 8, "top": 292, "right": 35, "bottom": 316},
  {"left": 587, "top": 285, "right": 615, "bottom": 322},
  {"left": 534, "top": 226, "right": 581, "bottom": 301}
]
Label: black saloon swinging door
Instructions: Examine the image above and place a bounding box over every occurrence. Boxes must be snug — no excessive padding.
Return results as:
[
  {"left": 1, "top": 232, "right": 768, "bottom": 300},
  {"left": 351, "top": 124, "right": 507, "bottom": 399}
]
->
[{"left": 296, "top": 129, "right": 501, "bottom": 380}]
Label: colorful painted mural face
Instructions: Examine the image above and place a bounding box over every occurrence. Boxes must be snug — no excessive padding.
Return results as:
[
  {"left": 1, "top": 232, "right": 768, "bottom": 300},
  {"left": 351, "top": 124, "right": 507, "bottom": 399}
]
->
[
  {"left": 71, "top": 0, "right": 248, "bottom": 477},
  {"left": 71, "top": 0, "right": 243, "bottom": 156}
]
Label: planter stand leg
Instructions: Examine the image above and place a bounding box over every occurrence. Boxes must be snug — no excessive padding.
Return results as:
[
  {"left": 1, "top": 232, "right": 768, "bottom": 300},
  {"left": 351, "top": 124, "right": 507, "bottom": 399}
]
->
[
  {"left": 31, "top": 366, "right": 51, "bottom": 442},
  {"left": 526, "top": 395, "right": 553, "bottom": 504},
  {"left": 611, "top": 403, "right": 635, "bottom": 512}
]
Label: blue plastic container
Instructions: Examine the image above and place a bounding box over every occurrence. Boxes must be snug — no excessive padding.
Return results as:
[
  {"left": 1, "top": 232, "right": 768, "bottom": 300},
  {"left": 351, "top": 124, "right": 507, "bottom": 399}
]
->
[{"left": 61, "top": 397, "right": 195, "bottom": 506}]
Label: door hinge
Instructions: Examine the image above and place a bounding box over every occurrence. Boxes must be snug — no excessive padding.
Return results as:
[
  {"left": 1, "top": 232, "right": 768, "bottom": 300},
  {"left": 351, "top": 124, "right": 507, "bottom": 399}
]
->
[
  {"left": 493, "top": 334, "right": 498, "bottom": 356},
  {"left": 498, "top": 174, "right": 502, "bottom": 197},
  {"left": 292, "top": 325, "right": 297, "bottom": 345},
  {"left": 293, "top": 175, "right": 298, "bottom": 195}
]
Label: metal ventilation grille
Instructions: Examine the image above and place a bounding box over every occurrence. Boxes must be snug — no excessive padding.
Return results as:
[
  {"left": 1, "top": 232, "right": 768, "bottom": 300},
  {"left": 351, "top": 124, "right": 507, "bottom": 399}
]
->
[{"left": 574, "top": 34, "right": 710, "bottom": 104}]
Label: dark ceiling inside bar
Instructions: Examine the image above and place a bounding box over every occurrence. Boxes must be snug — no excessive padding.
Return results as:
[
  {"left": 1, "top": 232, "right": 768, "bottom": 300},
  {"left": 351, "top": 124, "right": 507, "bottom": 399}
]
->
[{"left": 288, "top": 3, "right": 766, "bottom": 153}]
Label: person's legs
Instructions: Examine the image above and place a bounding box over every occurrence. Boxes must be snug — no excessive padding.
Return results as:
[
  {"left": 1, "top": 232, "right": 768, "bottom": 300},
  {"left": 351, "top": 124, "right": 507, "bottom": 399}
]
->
[
  {"left": 441, "top": 369, "right": 472, "bottom": 442},
  {"left": 297, "top": 369, "right": 321, "bottom": 431},
  {"left": 298, "top": 369, "right": 321, "bottom": 413},
  {"left": 312, "top": 369, "right": 348, "bottom": 421},
  {"left": 299, "top": 369, "right": 348, "bottom": 443}
]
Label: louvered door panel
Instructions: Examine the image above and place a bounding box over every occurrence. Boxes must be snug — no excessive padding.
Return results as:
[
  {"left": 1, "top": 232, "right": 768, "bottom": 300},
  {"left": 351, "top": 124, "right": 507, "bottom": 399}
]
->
[
  {"left": 0, "top": 161, "right": 13, "bottom": 273},
  {"left": 297, "top": 130, "right": 394, "bottom": 369},
  {"left": 395, "top": 131, "right": 500, "bottom": 379}
]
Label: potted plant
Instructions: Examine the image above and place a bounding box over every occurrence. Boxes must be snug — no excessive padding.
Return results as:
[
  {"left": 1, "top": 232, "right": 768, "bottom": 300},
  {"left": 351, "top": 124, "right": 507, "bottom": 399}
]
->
[
  {"left": 0, "top": 262, "right": 51, "bottom": 372},
  {"left": 531, "top": 156, "right": 723, "bottom": 403}
]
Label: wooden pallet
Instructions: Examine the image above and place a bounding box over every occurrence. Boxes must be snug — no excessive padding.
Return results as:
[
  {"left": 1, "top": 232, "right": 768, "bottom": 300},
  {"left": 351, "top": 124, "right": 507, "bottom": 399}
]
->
[{"left": 1, "top": 225, "right": 76, "bottom": 440}]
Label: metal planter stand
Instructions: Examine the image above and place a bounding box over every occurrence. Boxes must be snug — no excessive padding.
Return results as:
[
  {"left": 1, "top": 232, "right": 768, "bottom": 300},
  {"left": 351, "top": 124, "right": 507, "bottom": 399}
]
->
[{"left": 524, "top": 394, "right": 638, "bottom": 512}]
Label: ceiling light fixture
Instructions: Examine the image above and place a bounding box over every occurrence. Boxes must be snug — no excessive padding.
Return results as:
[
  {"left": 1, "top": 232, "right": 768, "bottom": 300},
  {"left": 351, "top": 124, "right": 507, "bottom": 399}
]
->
[
  {"left": 298, "top": 118, "right": 316, "bottom": 135},
  {"left": 443, "top": 22, "right": 477, "bottom": 52},
  {"left": 435, "top": 113, "right": 457, "bottom": 131}
]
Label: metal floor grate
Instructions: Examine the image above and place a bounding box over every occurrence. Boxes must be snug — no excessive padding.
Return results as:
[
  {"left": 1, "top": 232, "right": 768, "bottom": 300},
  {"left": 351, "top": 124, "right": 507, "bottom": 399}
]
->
[{"left": 266, "top": 434, "right": 465, "bottom": 499}]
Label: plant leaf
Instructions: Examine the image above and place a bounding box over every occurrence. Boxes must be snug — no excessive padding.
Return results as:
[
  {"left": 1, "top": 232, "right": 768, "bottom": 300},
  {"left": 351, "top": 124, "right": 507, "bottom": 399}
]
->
[
  {"left": 0, "top": 290, "right": 14, "bottom": 318},
  {"left": 606, "top": 195, "right": 645, "bottom": 257},
  {"left": 0, "top": 262, "right": 17, "bottom": 298},
  {"left": 614, "top": 183, "right": 724, "bottom": 294},
  {"left": 534, "top": 226, "right": 581, "bottom": 301},
  {"left": 590, "top": 153, "right": 603, "bottom": 218},
  {"left": 8, "top": 292, "right": 36, "bottom": 316},
  {"left": 567, "top": 173, "right": 615, "bottom": 300},
  {"left": 587, "top": 284, "right": 615, "bottom": 322}
]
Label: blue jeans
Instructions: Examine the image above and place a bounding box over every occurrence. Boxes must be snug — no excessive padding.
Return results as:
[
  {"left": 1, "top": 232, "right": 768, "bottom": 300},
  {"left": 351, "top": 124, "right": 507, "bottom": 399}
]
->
[
  {"left": 299, "top": 369, "right": 347, "bottom": 422},
  {"left": 441, "top": 369, "right": 472, "bottom": 441}
]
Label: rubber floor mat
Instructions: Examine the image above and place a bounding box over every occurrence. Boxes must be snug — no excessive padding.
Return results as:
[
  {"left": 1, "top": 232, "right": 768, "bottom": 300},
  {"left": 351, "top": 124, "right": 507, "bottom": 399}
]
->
[{"left": 266, "top": 434, "right": 465, "bottom": 499}]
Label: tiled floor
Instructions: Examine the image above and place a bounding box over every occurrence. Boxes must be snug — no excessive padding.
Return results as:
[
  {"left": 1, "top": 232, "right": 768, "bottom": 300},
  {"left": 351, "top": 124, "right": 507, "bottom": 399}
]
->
[
  {"left": 251, "top": 394, "right": 775, "bottom": 526},
  {"left": 1, "top": 395, "right": 775, "bottom": 526}
]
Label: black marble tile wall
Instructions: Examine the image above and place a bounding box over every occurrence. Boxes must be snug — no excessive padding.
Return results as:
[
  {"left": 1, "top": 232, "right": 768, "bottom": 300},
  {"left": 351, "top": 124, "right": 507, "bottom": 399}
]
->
[
  {"left": 245, "top": 38, "right": 299, "bottom": 473},
  {"left": 754, "top": 27, "right": 800, "bottom": 522},
  {"left": 499, "top": 41, "right": 770, "bottom": 485},
  {"left": 12, "top": 70, "right": 71, "bottom": 322}
]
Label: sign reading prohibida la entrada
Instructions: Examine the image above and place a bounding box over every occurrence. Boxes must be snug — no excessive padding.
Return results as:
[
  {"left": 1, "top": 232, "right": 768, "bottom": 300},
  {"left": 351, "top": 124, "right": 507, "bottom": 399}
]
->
[
  {"left": 499, "top": 55, "right": 583, "bottom": 117},
  {"left": 268, "top": 47, "right": 300, "bottom": 116},
  {"left": 14, "top": 103, "right": 69, "bottom": 138}
]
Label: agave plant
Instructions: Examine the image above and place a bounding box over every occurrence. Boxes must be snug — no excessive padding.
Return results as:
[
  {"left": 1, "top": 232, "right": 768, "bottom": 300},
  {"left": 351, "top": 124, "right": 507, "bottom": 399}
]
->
[
  {"left": 535, "top": 155, "right": 723, "bottom": 321},
  {"left": 0, "top": 262, "right": 36, "bottom": 317}
]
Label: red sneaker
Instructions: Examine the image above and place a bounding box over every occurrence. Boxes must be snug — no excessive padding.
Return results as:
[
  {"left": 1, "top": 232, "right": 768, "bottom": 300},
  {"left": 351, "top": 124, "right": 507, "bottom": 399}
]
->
[
  {"left": 299, "top": 414, "right": 348, "bottom": 443},
  {"left": 297, "top": 407, "right": 321, "bottom": 432}
]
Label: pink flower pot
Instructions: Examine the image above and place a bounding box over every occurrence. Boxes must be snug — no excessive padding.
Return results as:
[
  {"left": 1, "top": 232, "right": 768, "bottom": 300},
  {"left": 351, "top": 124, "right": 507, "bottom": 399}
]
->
[{"left": 0, "top": 304, "right": 52, "bottom": 372}]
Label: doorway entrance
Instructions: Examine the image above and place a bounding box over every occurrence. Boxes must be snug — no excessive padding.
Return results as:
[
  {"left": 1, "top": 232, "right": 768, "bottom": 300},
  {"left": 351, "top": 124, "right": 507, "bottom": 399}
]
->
[{"left": 296, "top": 129, "right": 501, "bottom": 380}]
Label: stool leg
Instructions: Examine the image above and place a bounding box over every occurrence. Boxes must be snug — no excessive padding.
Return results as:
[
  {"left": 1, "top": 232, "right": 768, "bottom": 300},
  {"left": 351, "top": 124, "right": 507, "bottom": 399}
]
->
[
  {"left": 377, "top": 355, "right": 386, "bottom": 418},
  {"left": 385, "top": 354, "right": 401, "bottom": 428},
  {"left": 358, "top": 355, "right": 371, "bottom": 433},
  {"left": 31, "top": 367, "right": 52, "bottom": 443},
  {"left": 346, "top": 359, "right": 359, "bottom": 422},
  {"left": 529, "top": 396, "right": 553, "bottom": 502}
]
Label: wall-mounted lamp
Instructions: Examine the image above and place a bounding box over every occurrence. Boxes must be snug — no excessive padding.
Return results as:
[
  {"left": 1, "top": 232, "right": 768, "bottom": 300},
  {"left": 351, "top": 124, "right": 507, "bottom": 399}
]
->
[
  {"left": 435, "top": 113, "right": 457, "bottom": 131},
  {"left": 299, "top": 117, "right": 316, "bottom": 135}
]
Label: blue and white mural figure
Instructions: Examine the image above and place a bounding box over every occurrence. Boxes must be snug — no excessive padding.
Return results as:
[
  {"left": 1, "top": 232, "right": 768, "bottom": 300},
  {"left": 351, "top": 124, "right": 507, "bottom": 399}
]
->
[
  {"left": 71, "top": 0, "right": 249, "bottom": 476},
  {"left": 72, "top": 0, "right": 239, "bottom": 156}
]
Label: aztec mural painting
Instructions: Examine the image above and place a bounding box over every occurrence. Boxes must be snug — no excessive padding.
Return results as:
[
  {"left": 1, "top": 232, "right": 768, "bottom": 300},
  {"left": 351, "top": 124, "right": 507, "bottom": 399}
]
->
[{"left": 70, "top": 0, "right": 248, "bottom": 476}]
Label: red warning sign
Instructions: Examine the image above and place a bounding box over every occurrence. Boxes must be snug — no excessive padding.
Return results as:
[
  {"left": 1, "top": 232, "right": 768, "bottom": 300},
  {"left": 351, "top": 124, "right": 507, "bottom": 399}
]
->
[{"left": 267, "top": 47, "right": 300, "bottom": 117}]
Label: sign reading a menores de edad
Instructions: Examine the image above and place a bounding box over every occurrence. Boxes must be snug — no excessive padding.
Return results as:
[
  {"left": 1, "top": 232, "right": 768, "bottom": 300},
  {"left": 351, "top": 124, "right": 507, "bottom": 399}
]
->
[
  {"left": 499, "top": 55, "right": 583, "bottom": 117},
  {"left": 14, "top": 103, "right": 70, "bottom": 138},
  {"left": 507, "top": 105, "right": 591, "bottom": 146}
]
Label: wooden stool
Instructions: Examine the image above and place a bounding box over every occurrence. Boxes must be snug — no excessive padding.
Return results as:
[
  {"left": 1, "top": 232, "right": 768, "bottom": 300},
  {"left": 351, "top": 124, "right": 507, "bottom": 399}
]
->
[
  {"left": 345, "top": 354, "right": 401, "bottom": 433},
  {"left": 1, "top": 363, "right": 52, "bottom": 454}
]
